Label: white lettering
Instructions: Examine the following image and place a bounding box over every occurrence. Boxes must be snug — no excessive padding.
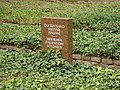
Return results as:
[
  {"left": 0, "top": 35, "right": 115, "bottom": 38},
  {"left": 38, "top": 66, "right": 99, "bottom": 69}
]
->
[
  {"left": 48, "top": 31, "right": 60, "bottom": 35},
  {"left": 48, "top": 28, "right": 60, "bottom": 32},
  {"left": 44, "top": 24, "right": 49, "bottom": 27},
  {"left": 45, "top": 41, "right": 63, "bottom": 46},
  {"left": 46, "top": 38, "right": 62, "bottom": 42},
  {"left": 44, "top": 24, "right": 65, "bottom": 29},
  {"left": 47, "top": 45, "right": 62, "bottom": 49}
]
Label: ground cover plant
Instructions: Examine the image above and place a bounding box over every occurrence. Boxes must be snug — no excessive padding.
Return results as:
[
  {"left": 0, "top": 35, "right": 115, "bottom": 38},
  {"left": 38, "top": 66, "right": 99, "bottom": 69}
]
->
[
  {"left": 0, "top": 24, "right": 41, "bottom": 50},
  {"left": 0, "top": 0, "right": 120, "bottom": 32},
  {"left": 0, "top": 24, "right": 120, "bottom": 59},
  {"left": 0, "top": 49, "right": 120, "bottom": 90},
  {"left": 0, "top": 0, "right": 120, "bottom": 89},
  {"left": 0, "top": 1, "right": 120, "bottom": 56}
]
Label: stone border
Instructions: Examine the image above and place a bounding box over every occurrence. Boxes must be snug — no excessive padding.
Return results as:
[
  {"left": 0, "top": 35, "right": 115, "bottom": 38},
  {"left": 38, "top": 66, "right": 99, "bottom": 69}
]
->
[
  {"left": 0, "top": 44, "right": 34, "bottom": 52},
  {"left": 73, "top": 54, "right": 120, "bottom": 69},
  {"left": 0, "top": 44, "right": 120, "bottom": 69},
  {"left": 0, "top": 20, "right": 40, "bottom": 26}
]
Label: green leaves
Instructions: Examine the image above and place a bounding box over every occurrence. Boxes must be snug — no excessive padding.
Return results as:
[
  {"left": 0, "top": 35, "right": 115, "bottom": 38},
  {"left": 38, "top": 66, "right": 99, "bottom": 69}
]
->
[
  {"left": 0, "top": 1, "right": 120, "bottom": 89},
  {"left": 0, "top": 49, "right": 120, "bottom": 90},
  {"left": 0, "top": 1, "right": 120, "bottom": 59},
  {"left": 73, "top": 30, "right": 120, "bottom": 59},
  {"left": 0, "top": 24, "right": 41, "bottom": 50},
  {"left": 0, "top": 23, "right": 119, "bottom": 59}
]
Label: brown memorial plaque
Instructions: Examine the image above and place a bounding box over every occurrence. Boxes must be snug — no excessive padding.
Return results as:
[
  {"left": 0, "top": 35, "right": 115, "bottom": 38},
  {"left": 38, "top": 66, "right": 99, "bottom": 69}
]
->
[{"left": 41, "top": 17, "right": 72, "bottom": 62}]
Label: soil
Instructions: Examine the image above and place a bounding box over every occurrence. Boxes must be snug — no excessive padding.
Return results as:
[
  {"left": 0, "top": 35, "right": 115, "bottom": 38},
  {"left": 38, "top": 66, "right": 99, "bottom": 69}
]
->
[
  {"left": 46, "top": 0, "right": 120, "bottom": 3},
  {"left": 0, "top": 0, "right": 15, "bottom": 2},
  {"left": 0, "top": 44, "right": 29, "bottom": 51}
]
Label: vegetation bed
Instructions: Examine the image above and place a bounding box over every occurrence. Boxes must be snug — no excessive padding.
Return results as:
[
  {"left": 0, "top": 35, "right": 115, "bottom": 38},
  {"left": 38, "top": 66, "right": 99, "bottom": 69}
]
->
[
  {"left": 0, "top": 49, "right": 120, "bottom": 90},
  {"left": 0, "top": 1, "right": 120, "bottom": 89},
  {"left": 0, "top": 24, "right": 119, "bottom": 59}
]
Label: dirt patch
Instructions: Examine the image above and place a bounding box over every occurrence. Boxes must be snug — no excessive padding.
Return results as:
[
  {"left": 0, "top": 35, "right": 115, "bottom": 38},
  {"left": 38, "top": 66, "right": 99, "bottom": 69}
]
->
[
  {"left": 0, "top": 20, "right": 40, "bottom": 26},
  {"left": 46, "top": 0, "right": 120, "bottom": 3},
  {"left": 0, "top": 0, "right": 15, "bottom": 2},
  {"left": 0, "top": 44, "right": 28, "bottom": 51}
]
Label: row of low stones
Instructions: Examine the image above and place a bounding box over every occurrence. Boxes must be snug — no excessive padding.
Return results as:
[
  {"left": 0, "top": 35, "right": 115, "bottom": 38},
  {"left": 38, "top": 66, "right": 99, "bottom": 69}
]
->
[
  {"left": 73, "top": 54, "right": 120, "bottom": 69},
  {"left": 0, "top": 44, "right": 120, "bottom": 69}
]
